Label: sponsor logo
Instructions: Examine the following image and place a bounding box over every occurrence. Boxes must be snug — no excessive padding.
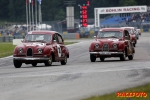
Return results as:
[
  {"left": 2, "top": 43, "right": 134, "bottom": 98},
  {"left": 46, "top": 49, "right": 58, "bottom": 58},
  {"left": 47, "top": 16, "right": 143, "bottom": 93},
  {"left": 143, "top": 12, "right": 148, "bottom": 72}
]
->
[
  {"left": 101, "top": 9, "right": 105, "bottom": 12},
  {"left": 141, "top": 7, "right": 145, "bottom": 10},
  {"left": 117, "top": 92, "right": 148, "bottom": 98}
]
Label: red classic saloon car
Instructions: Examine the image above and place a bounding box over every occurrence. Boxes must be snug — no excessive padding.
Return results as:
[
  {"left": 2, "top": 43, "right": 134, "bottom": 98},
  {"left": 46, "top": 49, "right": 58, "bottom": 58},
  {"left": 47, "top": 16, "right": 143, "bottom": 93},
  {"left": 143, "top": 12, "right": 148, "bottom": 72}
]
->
[
  {"left": 89, "top": 28, "right": 135, "bottom": 62},
  {"left": 121, "top": 27, "right": 137, "bottom": 47},
  {"left": 13, "top": 30, "right": 69, "bottom": 68}
]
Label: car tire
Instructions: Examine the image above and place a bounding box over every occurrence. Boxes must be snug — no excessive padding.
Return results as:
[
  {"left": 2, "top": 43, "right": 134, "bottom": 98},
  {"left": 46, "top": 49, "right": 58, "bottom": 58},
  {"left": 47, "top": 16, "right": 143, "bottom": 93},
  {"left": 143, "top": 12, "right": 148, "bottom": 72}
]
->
[
  {"left": 13, "top": 59, "right": 22, "bottom": 68},
  {"left": 120, "top": 51, "right": 126, "bottom": 61},
  {"left": 45, "top": 55, "right": 52, "bottom": 66},
  {"left": 90, "top": 54, "right": 96, "bottom": 62},
  {"left": 128, "top": 53, "right": 134, "bottom": 60},
  {"left": 32, "top": 63, "right": 37, "bottom": 67},
  {"left": 61, "top": 56, "right": 67, "bottom": 65},
  {"left": 133, "top": 43, "right": 136, "bottom": 47},
  {"left": 100, "top": 57, "right": 105, "bottom": 62}
]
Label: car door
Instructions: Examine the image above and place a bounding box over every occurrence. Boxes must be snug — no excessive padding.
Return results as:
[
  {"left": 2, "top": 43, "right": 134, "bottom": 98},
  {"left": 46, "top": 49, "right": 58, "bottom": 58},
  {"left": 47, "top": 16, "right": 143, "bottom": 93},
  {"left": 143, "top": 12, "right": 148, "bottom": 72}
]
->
[
  {"left": 124, "top": 30, "right": 132, "bottom": 55},
  {"left": 52, "top": 33, "right": 62, "bottom": 59},
  {"left": 57, "top": 34, "right": 66, "bottom": 58}
]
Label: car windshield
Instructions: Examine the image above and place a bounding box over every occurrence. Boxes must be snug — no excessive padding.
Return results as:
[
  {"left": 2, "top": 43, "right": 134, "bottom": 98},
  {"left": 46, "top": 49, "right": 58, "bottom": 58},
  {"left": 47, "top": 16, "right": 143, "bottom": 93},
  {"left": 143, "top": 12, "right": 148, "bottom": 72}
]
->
[
  {"left": 128, "top": 29, "right": 134, "bottom": 34},
  {"left": 97, "top": 31, "right": 123, "bottom": 38},
  {"left": 25, "top": 34, "right": 51, "bottom": 43}
]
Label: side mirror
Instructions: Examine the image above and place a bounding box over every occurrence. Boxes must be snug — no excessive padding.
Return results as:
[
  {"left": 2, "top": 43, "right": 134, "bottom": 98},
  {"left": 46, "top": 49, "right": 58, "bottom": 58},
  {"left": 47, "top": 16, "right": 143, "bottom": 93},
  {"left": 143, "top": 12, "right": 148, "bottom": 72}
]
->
[
  {"left": 53, "top": 40, "right": 56, "bottom": 43},
  {"left": 125, "top": 36, "right": 129, "bottom": 40},
  {"left": 21, "top": 39, "right": 24, "bottom": 42},
  {"left": 46, "top": 43, "right": 50, "bottom": 45},
  {"left": 94, "top": 36, "right": 97, "bottom": 40}
]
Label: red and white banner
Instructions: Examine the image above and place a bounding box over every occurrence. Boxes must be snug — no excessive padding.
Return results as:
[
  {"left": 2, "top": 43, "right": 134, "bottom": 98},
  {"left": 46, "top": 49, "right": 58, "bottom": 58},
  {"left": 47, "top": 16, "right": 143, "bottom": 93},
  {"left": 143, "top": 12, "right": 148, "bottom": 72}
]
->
[
  {"left": 94, "top": 6, "right": 147, "bottom": 27},
  {"left": 96, "top": 6, "right": 147, "bottom": 14}
]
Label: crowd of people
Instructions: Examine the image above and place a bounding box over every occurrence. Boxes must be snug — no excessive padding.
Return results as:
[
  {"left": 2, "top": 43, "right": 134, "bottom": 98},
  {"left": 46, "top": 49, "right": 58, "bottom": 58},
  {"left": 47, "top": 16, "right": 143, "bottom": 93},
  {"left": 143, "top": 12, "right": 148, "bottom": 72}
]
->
[
  {"left": 125, "top": 13, "right": 150, "bottom": 25},
  {"left": 0, "top": 23, "right": 28, "bottom": 37}
]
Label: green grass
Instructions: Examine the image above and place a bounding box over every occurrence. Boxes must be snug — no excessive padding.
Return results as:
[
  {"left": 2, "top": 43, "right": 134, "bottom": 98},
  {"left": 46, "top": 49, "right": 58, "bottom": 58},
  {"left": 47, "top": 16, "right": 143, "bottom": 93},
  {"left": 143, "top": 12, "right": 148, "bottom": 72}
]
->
[
  {"left": 0, "top": 42, "right": 76, "bottom": 58},
  {"left": 82, "top": 83, "right": 150, "bottom": 100},
  {"left": 0, "top": 42, "right": 16, "bottom": 58}
]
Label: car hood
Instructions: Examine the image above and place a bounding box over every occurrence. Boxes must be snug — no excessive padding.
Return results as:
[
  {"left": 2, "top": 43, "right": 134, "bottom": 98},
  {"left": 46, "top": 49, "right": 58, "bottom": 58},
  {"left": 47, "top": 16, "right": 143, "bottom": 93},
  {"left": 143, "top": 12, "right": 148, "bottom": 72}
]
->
[
  {"left": 97, "top": 38, "right": 120, "bottom": 43},
  {"left": 18, "top": 42, "right": 47, "bottom": 49}
]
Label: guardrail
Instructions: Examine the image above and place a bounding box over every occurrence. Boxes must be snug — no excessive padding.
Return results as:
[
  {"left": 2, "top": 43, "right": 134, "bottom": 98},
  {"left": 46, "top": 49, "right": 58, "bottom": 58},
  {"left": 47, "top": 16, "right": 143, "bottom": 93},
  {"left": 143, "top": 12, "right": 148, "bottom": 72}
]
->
[{"left": 0, "top": 36, "right": 24, "bottom": 42}]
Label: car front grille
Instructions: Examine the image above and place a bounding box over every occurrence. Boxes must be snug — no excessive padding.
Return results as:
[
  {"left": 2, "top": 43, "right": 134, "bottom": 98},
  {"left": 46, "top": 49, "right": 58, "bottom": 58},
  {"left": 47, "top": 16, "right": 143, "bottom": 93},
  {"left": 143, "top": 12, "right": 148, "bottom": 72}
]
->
[
  {"left": 103, "top": 44, "right": 109, "bottom": 51},
  {"left": 27, "top": 48, "right": 33, "bottom": 56}
]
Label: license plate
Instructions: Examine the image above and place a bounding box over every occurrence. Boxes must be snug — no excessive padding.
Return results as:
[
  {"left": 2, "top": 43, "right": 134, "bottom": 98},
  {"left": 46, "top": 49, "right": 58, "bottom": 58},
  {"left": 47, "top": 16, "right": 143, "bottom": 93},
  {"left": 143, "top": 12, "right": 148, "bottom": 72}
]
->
[
  {"left": 26, "top": 58, "right": 35, "bottom": 60},
  {"left": 101, "top": 52, "right": 111, "bottom": 55}
]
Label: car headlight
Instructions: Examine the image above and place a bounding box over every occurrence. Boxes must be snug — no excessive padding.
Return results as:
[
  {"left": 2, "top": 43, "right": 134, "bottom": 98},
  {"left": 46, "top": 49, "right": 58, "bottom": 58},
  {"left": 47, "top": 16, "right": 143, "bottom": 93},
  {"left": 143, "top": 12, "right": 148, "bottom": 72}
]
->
[
  {"left": 94, "top": 43, "right": 99, "bottom": 49},
  {"left": 37, "top": 48, "right": 42, "bottom": 53},
  {"left": 113, "top": 44, "right": 117, "bottom": 48},
  {"left": 18, "top": 48, "right": 23, "bottom": 53}
]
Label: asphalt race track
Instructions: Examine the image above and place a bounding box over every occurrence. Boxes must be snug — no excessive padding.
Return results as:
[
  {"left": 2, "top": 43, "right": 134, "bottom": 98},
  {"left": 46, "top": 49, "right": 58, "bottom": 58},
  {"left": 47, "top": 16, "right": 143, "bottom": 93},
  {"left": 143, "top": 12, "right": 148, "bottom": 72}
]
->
[{"left": 0, "top": 33, "right": 150, "bottom": 100}]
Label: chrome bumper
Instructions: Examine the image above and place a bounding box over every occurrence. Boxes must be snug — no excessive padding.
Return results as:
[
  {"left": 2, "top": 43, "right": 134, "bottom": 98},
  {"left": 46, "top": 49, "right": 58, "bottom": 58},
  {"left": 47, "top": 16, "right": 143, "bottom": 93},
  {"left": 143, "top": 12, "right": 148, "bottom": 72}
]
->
[
  {"left": 90, "top": 52, "right": 123, "bottom": 55},
  {"left": 13, "top": 57, "right": 49, "bottom": 60}
]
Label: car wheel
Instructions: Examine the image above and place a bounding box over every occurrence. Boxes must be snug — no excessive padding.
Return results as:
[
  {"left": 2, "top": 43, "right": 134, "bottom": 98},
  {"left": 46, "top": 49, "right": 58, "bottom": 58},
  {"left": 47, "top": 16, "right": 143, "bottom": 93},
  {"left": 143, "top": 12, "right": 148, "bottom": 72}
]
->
[
  {"left": 90, "top": 54, "right": 96, "bottom": 62},
  {"left": 133, "top": 43, "right": 136, "bottom": 47},
  {"left": 120, "top": 51, "right": 126, "bottom": 61},
  {"left": 13, "top": 59, "right": 22, "bottom": 68},
  {"left": 32, "top": 63, "right": 37, "bottom": 67},
  {"left": 128, "top": 53, "right": 134, "bottom": 60},
  {"left": 61, "top": 56, "right": 67, "bottom": 65},
  {"left": 45, "top": 55, "right": 52, "bottom": 66},
  {"left": 100, "top": 57, "right": 105, "bottom": 62}
]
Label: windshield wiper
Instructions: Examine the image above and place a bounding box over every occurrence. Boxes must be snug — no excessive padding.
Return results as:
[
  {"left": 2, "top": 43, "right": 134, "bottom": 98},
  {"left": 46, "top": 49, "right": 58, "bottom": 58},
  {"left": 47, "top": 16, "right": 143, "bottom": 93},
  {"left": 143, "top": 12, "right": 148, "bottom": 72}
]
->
[
  {"left": 25, "top": 40, "right": 35, "bottom": 42},
  {"left": 108, "top": 36, "right": 118, "bottom": 38},
  {"left": 35, "top": 40, "right": 46, "bottom": 43}
]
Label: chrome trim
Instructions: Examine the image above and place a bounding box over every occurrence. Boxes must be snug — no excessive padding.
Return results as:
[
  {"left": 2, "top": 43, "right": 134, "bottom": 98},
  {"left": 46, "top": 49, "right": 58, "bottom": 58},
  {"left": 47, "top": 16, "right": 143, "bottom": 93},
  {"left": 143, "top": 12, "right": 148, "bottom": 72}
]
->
[
  {"left": 90, "top": 52, "right": 123, "bottom": 55},
  {"left": 95, "top": 44, "right": 99, "bottom": 49},
  {"left": 113, "top": 44, "right": 117, "bottom": 48},
  {"left": 13, "top": 57, "right": 49, "bottom": 60},
  {"left": 37, "top": 48, "right": 42, "bottom": 53}
]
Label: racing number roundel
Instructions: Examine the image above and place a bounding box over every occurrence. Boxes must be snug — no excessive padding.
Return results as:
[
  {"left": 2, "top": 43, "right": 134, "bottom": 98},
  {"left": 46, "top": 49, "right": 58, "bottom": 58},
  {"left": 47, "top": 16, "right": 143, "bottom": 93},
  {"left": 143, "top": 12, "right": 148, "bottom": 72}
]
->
[{"left": 56, "top": 44, "right": 61, "bottom": 57}]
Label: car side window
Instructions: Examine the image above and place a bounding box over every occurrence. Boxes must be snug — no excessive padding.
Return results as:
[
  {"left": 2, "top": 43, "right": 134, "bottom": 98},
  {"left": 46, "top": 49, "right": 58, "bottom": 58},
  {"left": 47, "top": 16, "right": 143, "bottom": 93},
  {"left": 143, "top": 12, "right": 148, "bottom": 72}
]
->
[
  {"left": 53, "top": 34, "right": 58, "bottom": 42},
  {"left": 57, "top": 34, "right": 63, "bottom": 44},
  {"left": 124, "top": 30, "right": 130, "bottom": 40}
]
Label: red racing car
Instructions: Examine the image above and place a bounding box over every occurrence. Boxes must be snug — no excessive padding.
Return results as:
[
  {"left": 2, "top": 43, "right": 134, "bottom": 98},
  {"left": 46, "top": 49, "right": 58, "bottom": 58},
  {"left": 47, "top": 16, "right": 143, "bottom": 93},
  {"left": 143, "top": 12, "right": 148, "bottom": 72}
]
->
[
  {"left": 89, "top": 28, "right": 135, "bottom": 62},
  {"left": 121, "top": 27, "right": 137, "bottom": 47},
  {"left": 13, "top": 30, "right": 69, "bottom": 68}
]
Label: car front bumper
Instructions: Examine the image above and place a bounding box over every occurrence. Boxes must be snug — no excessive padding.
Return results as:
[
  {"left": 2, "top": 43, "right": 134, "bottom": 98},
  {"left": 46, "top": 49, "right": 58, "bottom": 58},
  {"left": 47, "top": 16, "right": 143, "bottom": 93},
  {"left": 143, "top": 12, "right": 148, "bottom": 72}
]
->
[
  {"left": 90, "top": 52, "right": 123, "bottom": 55},
  {"left": 13, "top": 57, "right": 49, "bottom": 60}
]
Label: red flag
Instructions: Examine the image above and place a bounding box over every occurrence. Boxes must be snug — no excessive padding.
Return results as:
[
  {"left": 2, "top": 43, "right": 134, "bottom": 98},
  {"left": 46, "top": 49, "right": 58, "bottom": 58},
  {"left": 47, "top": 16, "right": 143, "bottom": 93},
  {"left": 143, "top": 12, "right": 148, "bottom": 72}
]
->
[
  {"left": 26, "top": 0, "right": 28, "bottom": 5},
  {"left": 32, "top": 0, "right": 34, "bottom": 6}
]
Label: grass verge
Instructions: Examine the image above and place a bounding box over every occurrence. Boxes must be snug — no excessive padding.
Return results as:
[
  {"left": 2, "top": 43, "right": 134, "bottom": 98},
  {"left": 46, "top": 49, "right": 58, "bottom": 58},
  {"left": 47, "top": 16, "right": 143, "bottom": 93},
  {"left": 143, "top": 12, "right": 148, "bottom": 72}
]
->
[
  {"left": 0, "top": 42, "right": 16, "bottom": 58},
  {"left": 82, "top": 83, "right": 150, "bottom": 100},
  {"left": 0, "top": 42, "right": 77, "bottom": 58}
]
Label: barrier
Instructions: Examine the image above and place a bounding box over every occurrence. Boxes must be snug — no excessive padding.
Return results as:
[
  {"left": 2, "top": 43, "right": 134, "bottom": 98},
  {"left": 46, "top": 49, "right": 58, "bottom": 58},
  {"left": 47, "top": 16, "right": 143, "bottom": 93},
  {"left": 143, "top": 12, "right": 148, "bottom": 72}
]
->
[
  {"left": 13, "top": 39, "right": 22, "bottom": 45},
  {"left": 0, "top": 36, "right": 13, "bottom": 42},
  {"left": 75, "top": 33, "right": 80, "bottom": 39},
  {"left": 62, "top": 33, "right": 80, "bottom": 39},
  {"left": 140, "top": 29, "right": 143, "bottom": 32}
]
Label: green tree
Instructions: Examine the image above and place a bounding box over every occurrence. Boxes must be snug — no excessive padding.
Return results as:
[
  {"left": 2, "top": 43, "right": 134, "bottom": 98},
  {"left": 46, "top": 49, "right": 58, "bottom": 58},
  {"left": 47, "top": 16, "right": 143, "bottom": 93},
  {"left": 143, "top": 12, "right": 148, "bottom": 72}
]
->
[
  {"left": 8, "top": 0, "right": 15, "bottom": 20},
  {"left": 119, "top": 0, "right": 137, "bottom": 6},
  {"left": 55, "top": 9, "right": 65, "bottom": 20}
]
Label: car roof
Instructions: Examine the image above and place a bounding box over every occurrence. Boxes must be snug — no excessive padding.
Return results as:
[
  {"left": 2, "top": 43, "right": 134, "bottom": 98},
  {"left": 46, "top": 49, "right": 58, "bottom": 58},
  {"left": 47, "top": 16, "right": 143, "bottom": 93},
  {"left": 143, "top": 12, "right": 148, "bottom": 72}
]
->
[
  {"left": 99, "top": 28, "right": 125, "bottom": 32},
  {"left": 121, "top": 27, "right": 136, "bottom": 29},
  {"left": 28, "top": 30, "right": 58, "bottom": 35}
]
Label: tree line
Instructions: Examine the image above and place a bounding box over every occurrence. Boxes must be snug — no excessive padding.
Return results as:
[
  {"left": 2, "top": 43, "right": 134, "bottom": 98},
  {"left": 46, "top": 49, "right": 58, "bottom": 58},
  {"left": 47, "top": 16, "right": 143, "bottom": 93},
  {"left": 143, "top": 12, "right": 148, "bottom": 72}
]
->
[{"left": 0, "top": 0, "right": 149, "bottom": 22}]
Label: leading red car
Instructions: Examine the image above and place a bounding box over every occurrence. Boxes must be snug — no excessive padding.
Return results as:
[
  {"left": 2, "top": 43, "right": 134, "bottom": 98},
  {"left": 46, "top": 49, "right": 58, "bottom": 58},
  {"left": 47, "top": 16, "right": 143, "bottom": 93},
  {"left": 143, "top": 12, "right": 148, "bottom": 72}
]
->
[
  {"left": 89, "top": 28, "right": 135, "bottom": 62},
  {"left": 13, "top": 30, "right": 69, "bottom": 68}
]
